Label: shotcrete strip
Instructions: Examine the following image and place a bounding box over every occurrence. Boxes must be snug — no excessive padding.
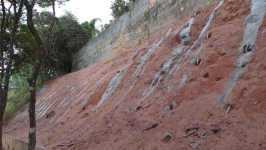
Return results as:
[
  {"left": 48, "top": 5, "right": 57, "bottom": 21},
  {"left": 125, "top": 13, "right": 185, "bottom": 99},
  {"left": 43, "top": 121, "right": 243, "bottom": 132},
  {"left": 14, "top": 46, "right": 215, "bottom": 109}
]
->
[
  {"left": 59, "top": 79, "right": 94, "bottom": 108},
  {"left": 131, "top": 42, "right": 148, "bottom": 59},
  {"left": 9, "top": 91, "right": 57, "bottom": 124},
  {"left": 56, "top": 109, "right": 71, "bottom": 122},
  {"left": 169, "top": 44, "right": 184, "bottom": 75},
  {"left": 61, "top": 79, "right": 93, "bottom": 108},
  {"left": 166, "top": 0, "right": 224, "bottom": 91},
  {"left": 180, "top": 18, "right": 195, "bottom": 45},
  {"left": 133, "top": 29, "right": 172, "bottom": 78},
  {"left": 165, "top": 24, "right": 192, "bottom": 90},
  {"left": 174, "top": 44, "right": 205, "bottom": 90},
  {"left": 112, "top": 43, "right": 151, "bottom": 109},
  {"left": 132, "top": 39, "right": 159, "bottom": 78},
  {"left": 80, "top": 72, "right": 113, "bottom": 107},
  {"left": 114, "top": 79, "right": 135, "bottom": 110},
  {"left": 42, "top": 81, "right": 91, "bottom": 121},
  {"left": 129, "top": 29, "right": 173, "bottom": 105},
  {"left": 36, "top": 92, "right": 57, "bottom": 112},
  {"left": 177, "top": 74, "right": 189, "bottom": 90},
  {"left": 56, "top": 76, "right": 101, "bottom": 109},
  {"left": 138, "top": 72, "right": 163, "bottom": 105},
  {"left": 184, "top": 0, "right": 224, "bottom": 58},
  {"left": 55, "top": 62, "right": 129, "bottom": 119},
  {"left": 217, "top": 0, "right": 266, "bottom": 108},
  {"left": 171, "top": 44, "right": 185, "bottom": 56},
  {"left": 50, "top": 73, "right": 111, "bottom": 122},
  {"left": 190, "top": 44, "right": 205, "bottom": 65},
  {"left": 169, "top": 0, "right": 223, "bottom": 76},
  {"left": 111, "top": 29, "right": 172, "bottom": 109},
  {"left": 36, "top": 85, "right": 48, "bottom": 96},
  {"left": 36, "top": 98, "right": 60, "bottom": 119},
  {"left": 138, "top": 19, "right": 195, "bottom": 104},
  {"left": 96, "top": 65, "right": 130, "bottom": 108}
]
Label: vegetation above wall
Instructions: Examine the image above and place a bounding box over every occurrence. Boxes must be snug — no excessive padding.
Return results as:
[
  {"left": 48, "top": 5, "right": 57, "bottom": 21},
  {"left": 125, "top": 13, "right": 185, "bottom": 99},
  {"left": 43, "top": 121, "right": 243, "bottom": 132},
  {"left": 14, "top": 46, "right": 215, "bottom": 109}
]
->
[{"left": 111, "top": 0, "right": 135, "bottom": 20}]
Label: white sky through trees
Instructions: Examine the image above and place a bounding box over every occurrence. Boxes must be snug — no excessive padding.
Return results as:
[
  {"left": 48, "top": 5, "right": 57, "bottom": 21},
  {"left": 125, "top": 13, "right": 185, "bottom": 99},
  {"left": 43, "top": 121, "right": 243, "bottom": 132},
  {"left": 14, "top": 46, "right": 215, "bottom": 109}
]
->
[{"left": 56, "top": 0, "right": 113, "bottom": 26}]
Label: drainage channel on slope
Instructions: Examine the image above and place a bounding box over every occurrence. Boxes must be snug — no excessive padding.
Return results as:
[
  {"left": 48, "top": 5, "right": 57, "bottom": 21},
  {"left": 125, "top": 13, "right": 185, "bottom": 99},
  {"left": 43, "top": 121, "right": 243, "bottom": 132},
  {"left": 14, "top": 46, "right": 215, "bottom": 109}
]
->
[
  {"left": 52, "top": 73, "right": 111, "bottom": 122},
  {"left": 132, "top": 29, "right": 173, "bottom": 105},
  {"left": 166, "top": 0, "right": 224, "bottom": 92},
  {"left": 137, "top": 0, "right": 225, "bottom": 105},
  {"left": 81, "top": 72, "right": 113, "bottom": 107},
  {"left": 183, "top": 0, "right": 224, "bottom": 58},
  {"left": 217, "top": 0, "right": 266, "bottom": 108},
  {"left": 133, "top": 29, "right": 172, "bottom": 78},
  {"left": 166, "top": 0, "right": 224, "bottom": 90},
  {"left": 95, "top": 65, "right": 130, "bottom": 108},
  {"left": 48, "top": 79, "right": 95, "bottom": 122},
  {"left": 110, "top": 29, "right": 172, "bottom": 110}
]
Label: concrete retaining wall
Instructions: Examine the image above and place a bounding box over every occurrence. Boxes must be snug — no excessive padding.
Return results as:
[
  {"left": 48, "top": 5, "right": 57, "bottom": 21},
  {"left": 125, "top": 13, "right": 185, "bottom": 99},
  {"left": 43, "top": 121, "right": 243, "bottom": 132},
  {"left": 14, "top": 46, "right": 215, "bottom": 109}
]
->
[
  {"left": 72, "top": 0, "right": 219, "bottom": 71},
  {"left": 2, "top": 134, "right": 45, "bottom": 150}
]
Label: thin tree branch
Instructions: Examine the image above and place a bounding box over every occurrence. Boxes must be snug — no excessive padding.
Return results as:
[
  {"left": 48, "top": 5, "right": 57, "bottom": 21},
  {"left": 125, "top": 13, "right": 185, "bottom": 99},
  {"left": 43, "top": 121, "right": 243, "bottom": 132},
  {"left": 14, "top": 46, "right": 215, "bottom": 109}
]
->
[{"left": 45, "top": 0, "right": 55, "bottom": 52}]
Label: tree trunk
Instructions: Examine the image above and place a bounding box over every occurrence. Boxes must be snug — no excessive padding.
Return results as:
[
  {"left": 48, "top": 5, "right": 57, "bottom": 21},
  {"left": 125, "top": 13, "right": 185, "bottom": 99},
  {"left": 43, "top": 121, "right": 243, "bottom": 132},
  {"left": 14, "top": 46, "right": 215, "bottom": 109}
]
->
[
  {"left": 0, "top": 0, "right": 23, "bottom": 149},
  {"left": 0, "top": 110, "right": 3, "bottom": 150},
  {"left": 0, "top": 92, "right": 9, "bottom": 150},
  {"left": 0, "top": 95, "right": 7, "bottom": 150},
  {"left": 28, "top": 80, "right": 37, "bottom": 150},
  {"left": 23, "top": 0, "right": 55, "bottom": 149},
  {"left": 27, "top": 53, "right": 44, "bottom": 150}
]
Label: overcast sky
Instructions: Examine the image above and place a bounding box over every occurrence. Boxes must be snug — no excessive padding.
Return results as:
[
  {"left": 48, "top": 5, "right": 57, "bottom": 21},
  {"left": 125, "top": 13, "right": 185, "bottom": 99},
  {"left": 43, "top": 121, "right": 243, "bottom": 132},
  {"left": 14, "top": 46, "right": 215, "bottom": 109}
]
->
[{"left": 55, "top": 0, "right": 113, "bottom": 26}]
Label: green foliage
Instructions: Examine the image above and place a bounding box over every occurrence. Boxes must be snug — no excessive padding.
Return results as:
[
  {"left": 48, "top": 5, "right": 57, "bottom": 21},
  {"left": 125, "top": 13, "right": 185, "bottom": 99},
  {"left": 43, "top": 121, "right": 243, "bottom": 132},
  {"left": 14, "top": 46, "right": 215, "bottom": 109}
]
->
[
  {"left": 13, "top": 24, "right": 38, "bottom": 73},
  {"left": 110, "top": 0, "right": 135, "bottom": 20},
  {"left": 13, "top": 11, "right": 90, "bottom": 78},
  {"left": 2, "top": 1, "right": 101, "bottom": 119},
  {"left": 81, "top": 18, "right": 101, "bottom": 40},
  {"left": 4, "top": 84, "right": 29, "bottom": 118},
  {"left": 43, "top": 11, "right": 89, "bottom": 75},
  {"left": 4, "top": 70, "right": 42, "bottom": 118},
  {"left": 99, "top": 20, "right": 113, "bottom": 32},
  {"left": 37, "top": 0, "right": 70, "bottom": 8}
]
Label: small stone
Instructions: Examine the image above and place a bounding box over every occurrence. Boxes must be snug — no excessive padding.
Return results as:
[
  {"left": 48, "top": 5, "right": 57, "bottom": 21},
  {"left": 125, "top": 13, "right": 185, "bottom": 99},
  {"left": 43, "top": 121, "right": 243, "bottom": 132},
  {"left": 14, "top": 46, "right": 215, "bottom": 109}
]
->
[
  {"left": 196, "top": 58, "right": 202, "bottom": 66},
  {"left": 46, "top": 111, "right": 55, "bottom": 118},
  {"left": 161, "top": 59, "right": 172, "bottom": 74},
  {"left": 164, "top": 105, "right": 171, "bottom": 111},
  {"left": 185, "top": 123, "right": 198, "bottom": 131},
  {"left": 114, "top": 105, "right": 119, "bottom": 110},
  {"left": 172, "top": 101, "right": 177, "bottom": 108},
  {"left": 243, "top": 44, "right": 254, "bottom": 53},
  {"left": 125, "top": 109, "right": 130, "bottom": 113},
  {"left": 135, "top": 105, "right": 141, "bottom": 111},
  {"left": 209, "top": 126, "right": 220, "bottom": 133},
  {"left": 183, "top": 123, "right": 199, "bottom": 136},
  {"left": 203, "top": 73, "right": 209, "bottom": 78},
  {"left": 80, "top": 112, "right": 89, "bottom": 118},
  {"left": 108, "top": 124, "right": 112, "bottom": 128},
  {"left": 161, "top": 132, "right": 173, "bottom": 142},
  {"left": 145, "top": 123, "right": 158, "bottom": 130}
]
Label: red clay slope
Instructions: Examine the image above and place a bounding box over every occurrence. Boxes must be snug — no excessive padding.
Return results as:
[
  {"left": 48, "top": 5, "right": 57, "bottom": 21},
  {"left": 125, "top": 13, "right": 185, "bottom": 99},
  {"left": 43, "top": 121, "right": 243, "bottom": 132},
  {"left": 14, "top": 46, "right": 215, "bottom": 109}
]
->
[{"left": 4, "top": 0, "right": 266, "bottom": 149}]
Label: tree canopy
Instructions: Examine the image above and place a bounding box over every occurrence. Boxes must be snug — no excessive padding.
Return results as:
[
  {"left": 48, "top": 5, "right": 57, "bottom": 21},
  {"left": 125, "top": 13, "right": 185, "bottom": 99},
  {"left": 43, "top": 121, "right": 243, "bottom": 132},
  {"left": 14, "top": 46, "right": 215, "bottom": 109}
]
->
[
  {"left": 110, "top": 0, "right": 135, "bottom": 20},
  {"left": 0, "top": 0, "right": 101, "bottom": 149},
  {"left": 81, "top": 18, "right": 101, "bottom": 40}
]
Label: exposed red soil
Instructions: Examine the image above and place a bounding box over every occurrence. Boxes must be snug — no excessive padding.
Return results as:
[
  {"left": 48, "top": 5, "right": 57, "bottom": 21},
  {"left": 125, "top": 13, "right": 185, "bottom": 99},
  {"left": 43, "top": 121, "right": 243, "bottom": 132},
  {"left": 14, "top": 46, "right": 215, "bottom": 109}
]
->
[{"left": 3, "top": 0, "right": 266, "bottom": 149}]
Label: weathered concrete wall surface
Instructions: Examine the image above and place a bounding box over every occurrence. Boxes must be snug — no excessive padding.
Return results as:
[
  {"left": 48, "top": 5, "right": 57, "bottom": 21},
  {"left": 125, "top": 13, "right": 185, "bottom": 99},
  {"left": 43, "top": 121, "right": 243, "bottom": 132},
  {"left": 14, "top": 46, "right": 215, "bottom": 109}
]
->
[
  {"left": 72, "top": 0, "right": 219, "bottom": 71},
  {"left": 2, "top": 134, "right": 45, "bottom": 150}
]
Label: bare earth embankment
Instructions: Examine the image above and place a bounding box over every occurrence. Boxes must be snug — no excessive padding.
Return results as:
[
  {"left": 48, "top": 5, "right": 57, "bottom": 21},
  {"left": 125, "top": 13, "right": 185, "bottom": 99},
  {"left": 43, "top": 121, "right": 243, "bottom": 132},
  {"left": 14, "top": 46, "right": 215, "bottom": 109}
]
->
[{"left": 3, "top": 0, "right": 266, "bottom": 149}]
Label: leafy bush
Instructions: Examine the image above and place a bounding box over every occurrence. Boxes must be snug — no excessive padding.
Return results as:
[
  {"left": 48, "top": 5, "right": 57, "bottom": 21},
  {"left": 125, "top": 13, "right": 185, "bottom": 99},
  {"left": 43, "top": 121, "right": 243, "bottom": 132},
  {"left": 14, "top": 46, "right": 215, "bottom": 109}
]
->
[{"left": 3, "top": 72, "right": 42, "bottom": 118}]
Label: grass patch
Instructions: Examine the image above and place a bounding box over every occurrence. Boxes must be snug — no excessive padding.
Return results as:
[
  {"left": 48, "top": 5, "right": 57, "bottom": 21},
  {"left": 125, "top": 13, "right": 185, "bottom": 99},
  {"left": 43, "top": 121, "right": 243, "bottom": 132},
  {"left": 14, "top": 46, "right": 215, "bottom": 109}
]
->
[
  {"left": 3, "top": 76, "right": 43, "bottom": 118},
  {"left": 4, "top": 82, "right": 30, "bottom": 118}
]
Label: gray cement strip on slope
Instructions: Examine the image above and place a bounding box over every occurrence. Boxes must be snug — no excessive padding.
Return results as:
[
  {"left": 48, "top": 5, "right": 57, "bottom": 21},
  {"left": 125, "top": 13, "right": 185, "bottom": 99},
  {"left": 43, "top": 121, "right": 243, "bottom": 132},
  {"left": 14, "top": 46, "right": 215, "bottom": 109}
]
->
[{"left": 217, "top": 0, "right": 266, "bottom": 108}]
